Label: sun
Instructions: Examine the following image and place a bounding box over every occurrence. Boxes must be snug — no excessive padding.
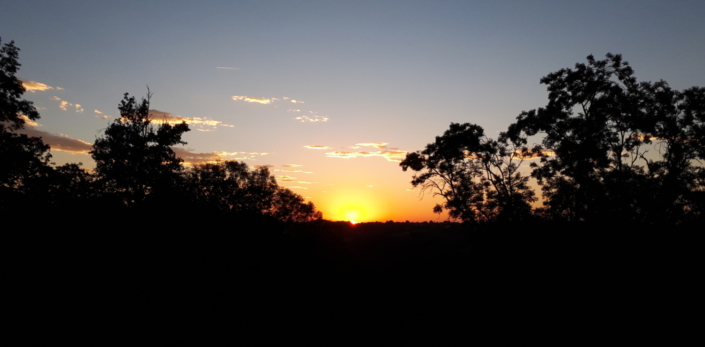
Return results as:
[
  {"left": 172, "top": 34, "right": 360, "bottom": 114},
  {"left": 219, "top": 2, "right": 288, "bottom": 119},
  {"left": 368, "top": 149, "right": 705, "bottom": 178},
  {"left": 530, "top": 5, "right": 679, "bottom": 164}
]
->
[{"left": 345, "top": 210, "right": 360, "bottom": 224}]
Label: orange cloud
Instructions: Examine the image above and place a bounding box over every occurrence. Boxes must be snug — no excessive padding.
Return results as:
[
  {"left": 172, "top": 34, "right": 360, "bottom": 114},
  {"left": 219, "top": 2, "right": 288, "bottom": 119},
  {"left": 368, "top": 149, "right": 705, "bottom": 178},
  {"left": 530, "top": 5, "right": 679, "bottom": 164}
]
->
[
  {"left": 18, "top": 115, "right": 39, "bottom": 127},
  {"left": 171, "top": 148, "right": 269, "bottom": 166},
  {"left": 325, "top": 150, "right": 408, "bottom": 162},
  {"left": 356, "top": 142, "right": 388, "bottom": 149},
  {"left": 282, "top": 164, "right": 303, "bottom": 167},
  {"left": 232, "top": 96, "right": 272, "bottom": 104},
  {"left": 51, "top": 96, "right": 61, "bottom": 101},
  {"left": 16, "top": 127, "right": 92, "bottom": 153},
  {"left": 277, "top": 175, "right": 296, "bottom": 181},
  {"left": 148, "top": 109, "right": 234, "bottom": 129},
  {"left": 20, "top": 80, "right": 54, "bottom": 92},
  {"left": 276, "top": 169, "right": 313, "bottom": 174},
  {"left": 304, "top": 145, "right": 329, "bottom": 150}
]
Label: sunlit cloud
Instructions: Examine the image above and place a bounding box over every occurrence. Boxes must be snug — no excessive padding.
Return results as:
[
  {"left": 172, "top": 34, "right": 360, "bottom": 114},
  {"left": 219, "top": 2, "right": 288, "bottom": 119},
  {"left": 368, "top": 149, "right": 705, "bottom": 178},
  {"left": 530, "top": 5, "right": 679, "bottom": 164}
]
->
[
  {"left": 282, "top": 164, "right": 303, "bottom": 167},
  {"left": 94, "top": 110, "right": 102, "bottom": 114},
  {"left": 56, "top": 87, "right": 64, "bottom": 90},
  {"left": 406, "top": 189, "right": 414, "bottom": 192},
  {"left": 304, "top": 145, "right": 329, "bottom": 150},
  {"left": 277, "top": 175, "right": 296, "bottom": 181},
  {"left": 18, "top": 115, "right": 39, "bottom": 127},
  {"left": 51, "top": 96, "right": 61, "bottom": 101},
  {"left": 511, "top": 149, "right": 556, "bottom": 160},
  {"left": 356, "top": 142, "right": 388, "bottom": 149},
  {"left": 294, "top": 115, "right": 328, "bottom": 123},
  {"left": 148, "top": 109, "right": 234, "bottom": 130},
  {"left": 290, "top": 99, "right": 304, "bottom": 104},
  {"left": 232, "top": 95, "right": 272, "bottom": 104},
  {"left": 171, "top": 148, "right": 268, "bottom": 166},
  {"left": 17, "top": 127, "right": 92, "bottom": 154},
  {"left": 287, "top": 109, "right": 301, "bottom": 112},
  {"left": 216, "top": 67, "right": 239, "bottom": 70},
  {"left": 59, "top": 101, "right": 71, "bottom": 111},
  {"left": 298, "top": 181, "right": 317, "bottom": 184},
  {"left": 287, "top": 186, "right": 307, "bottom": 189},
  {"left": 20, "top": 80, "right": 54, "bottom": 92},
  {"left": 75, "top": 104, "right": 84, "bottom": 113},
  {"left": 253, "top": 164, "right": 275, "bottom": 170},
  {"left": 325, "top": 150, "right": 408, "bottom": 162},
  {"left": 277, "top": 169, "right": 314, "bottom": 174}
]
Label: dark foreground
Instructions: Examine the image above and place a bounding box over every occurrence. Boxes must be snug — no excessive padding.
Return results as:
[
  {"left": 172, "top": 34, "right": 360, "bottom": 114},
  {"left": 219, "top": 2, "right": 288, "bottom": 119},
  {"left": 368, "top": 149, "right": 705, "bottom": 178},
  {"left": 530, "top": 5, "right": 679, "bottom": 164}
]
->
[{"left": 5, "top": 214, "right": 700, "bottom": 345}]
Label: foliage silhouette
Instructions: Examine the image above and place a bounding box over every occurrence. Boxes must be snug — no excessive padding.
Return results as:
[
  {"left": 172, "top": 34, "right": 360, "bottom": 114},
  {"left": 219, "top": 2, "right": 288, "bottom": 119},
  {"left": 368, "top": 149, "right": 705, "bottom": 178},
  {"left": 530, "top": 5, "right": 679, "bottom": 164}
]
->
[
  {"left": 0, "top": 37, "right": 51, "bottom": 210},
  {"left": 90, "top": 92, "right": 190, "bottom": 207},
  {"left": 401, "top": 122, "right": 535, "bottom": 223}
]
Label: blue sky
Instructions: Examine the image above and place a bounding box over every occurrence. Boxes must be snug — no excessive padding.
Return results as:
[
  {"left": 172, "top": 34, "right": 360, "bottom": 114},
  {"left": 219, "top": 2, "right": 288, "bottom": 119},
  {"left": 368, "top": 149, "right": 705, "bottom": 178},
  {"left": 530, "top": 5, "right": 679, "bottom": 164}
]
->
[{"left": 3, "top": 0, "right": 704, "bottom": 221}]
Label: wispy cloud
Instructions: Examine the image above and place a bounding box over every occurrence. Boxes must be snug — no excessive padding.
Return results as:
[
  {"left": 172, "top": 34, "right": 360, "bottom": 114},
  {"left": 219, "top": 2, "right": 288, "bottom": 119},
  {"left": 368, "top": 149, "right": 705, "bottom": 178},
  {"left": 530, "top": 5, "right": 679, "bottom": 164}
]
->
[
  {"left": 232, "top": 96, "right": 272, "bottom": 104},
  {"left": 17, "top": 126, "right": 92, "bottom": 154},
  {"left": 298, "top": 181, "right": 317, "bottom": 184},
  {"left": 171, "top": 148, "right": 268, "bottom": 166},
  {"left": 216, "top": 67, "right": 239, "bottom": 70},
  {"left": 277, "top": 175, "right": 296, "bottom": 181},
  {"left": 51, "top": 96, "right": 61, "bottom": 101},
  {"left": 275, "top": 169, "right": 314, "bottom": 174},
  {"left": 282, "top": 164, "right": 303, "bottom": 167},
  {"left": 287, "top": 186, "right": 307, "bottom": 189},
  {"left": 148, "top": 109, "right": 234, "bottom": 129},
  {"left": 20, "top": 80, "right": 54, "bottom": 92},
  {"left": 325, "top": 150, "right": 408, "bottom": 162},
  {"left": 94, "top": 110, "right": 102, "bottom": 114},
  {"left": 304, "top": 145, "right": 329, "bottom": 150},
  {"left": 355, "top": 142, "right": 388, "bottom": 149},
  {"left": 294, "top": 115, "right": 328, "bottom": 123},
  {"left": 75, "top": 104, "right": 84, "bottom": 113},
  {"left": 290, "top": 99, "right": 304, "bottom": 104},
  {"left": 287, "top": 109, "right": 301, "bottom": 112},
  {"left": 18, "top": 115, "right": 39, "bottom": 127}
]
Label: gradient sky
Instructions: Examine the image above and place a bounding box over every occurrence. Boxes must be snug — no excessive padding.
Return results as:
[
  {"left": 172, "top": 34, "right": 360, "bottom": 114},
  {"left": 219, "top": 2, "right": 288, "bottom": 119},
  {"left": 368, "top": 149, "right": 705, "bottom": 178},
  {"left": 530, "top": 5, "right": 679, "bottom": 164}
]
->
[{"left": 2, "top": 0, "right": 704, "bottom": 221}]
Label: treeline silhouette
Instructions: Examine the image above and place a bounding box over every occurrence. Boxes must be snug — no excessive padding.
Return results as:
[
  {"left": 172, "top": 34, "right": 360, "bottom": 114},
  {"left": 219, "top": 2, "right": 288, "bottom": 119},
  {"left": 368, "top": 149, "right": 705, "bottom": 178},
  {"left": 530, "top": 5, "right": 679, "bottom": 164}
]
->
[
  {"left": 3, "top": 38, "right": 699, "bottom": 344},
  {"left": 0, "top": 38, "right": 321, "bottom": 223},
  {"left": 402, "top": 53, "right": 705, "bottom": 225}
]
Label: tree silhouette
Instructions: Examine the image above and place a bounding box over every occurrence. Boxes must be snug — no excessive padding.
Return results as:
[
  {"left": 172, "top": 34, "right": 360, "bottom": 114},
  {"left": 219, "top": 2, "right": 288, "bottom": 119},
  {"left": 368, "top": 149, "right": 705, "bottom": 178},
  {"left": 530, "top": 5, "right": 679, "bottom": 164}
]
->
[
  {"left": 0, "top": 38, "right": 51, "bottom": 210},
  {"left": 90, "top": 92, "right": 189, "bottom": 206},
  {"left": 401, "top": 123, "right": 535, "bottom": 223},
  {"left": 504, "top": 54, "right": 652, "bottom": 222},
  {"left": 269, "top": 187, "right": 322, "bottom": 223}
]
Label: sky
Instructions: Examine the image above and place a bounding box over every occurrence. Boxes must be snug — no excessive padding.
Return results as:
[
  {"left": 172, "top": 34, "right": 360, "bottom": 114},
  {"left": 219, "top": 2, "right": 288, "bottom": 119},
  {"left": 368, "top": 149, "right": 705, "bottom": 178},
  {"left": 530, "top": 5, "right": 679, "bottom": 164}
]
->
[{"left": 2, "top": 0, "right": 704, "bottom": 222}]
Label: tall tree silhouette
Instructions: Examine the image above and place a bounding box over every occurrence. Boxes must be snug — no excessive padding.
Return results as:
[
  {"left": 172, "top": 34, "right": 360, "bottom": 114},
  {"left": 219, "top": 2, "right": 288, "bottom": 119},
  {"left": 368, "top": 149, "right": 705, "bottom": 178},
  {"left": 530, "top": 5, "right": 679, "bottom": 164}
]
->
[
  {"left": 0, "top": 38, "right": 51, "bottom": 210},
  {"left": 504, "top": 54, "right": 651, "bottom": 222},
  {"left": 90, "top": 92, "right": 189, "bottom": 206},
  {"left": 401, "top": 123, "right": 535, "bottom": 223}
]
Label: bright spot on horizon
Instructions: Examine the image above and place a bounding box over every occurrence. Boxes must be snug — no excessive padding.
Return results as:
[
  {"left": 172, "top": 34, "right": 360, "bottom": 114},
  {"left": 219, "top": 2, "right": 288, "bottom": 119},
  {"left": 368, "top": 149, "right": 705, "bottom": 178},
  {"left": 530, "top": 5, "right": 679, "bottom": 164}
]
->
[{"left": 345, "top": 210, "right": 360, "bottom": 223}]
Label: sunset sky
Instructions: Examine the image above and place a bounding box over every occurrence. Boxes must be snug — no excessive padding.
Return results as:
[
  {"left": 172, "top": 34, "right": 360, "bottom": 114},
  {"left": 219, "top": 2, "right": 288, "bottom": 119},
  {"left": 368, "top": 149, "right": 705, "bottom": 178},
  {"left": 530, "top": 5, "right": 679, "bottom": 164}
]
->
[{"left": 2, "top": 0, "right": 704, "bottom": 222}]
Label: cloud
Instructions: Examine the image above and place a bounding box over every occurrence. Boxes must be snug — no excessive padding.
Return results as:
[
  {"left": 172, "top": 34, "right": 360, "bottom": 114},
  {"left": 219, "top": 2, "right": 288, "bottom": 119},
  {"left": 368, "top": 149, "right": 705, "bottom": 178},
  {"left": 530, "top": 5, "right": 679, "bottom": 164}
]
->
[
  {"left": 51, "top": 96, "right": 61, "bottom": 101},
  {"left": 101, "top": 115, "right": 110, "bottom": 120},
  {"left": 276, "top": 169, "right": 313, "bottom": 174},
  {"left": 287, "top": 109, "right": 301, "bottom": 112},
  {"left": 294, "top": 115, "right": 328, "bottom": 123},
  {"left": 75, "top": 104, "right": 84, "bottom": 113},
  {"left": 216, "top": 67, "right": 238, "bottom": 70},
  {"left": 287, "top": 186, "right": 307, "bottom": 189},
  {"left": 277, "top": 175, "right": 296, "bottom": 181},
  {"left": 170, "top": 148, "right": 268, "bottom": 166},
  {"left": 253, "top": 164, "right": 275, "bottom": 170},
  {"left": 59, "top": 101, "right": 71, "bottom": 111},
  {"left": 325, "top": 150, "right": 408, "bottom": 162},
  {"left": 56, "top": 87, "right": 64, "bottom": 90},
  {"left": 304, "top": 145, "right": 329, "bottom": 150},
  {"left": 290, "top": 99, "right": 304, "bottom": 104},
  {"left": 16, "top": 127, "right": 92, "bottom": 154},
  {"left": 367, "top": 185, "right": 374, "bottom": 187},
  {"left": 94, "top": 110, "right": 102, "bottom": 114},
  {"left": 511, "top": 149, "right": 556, "bottom": 160},
  {"left": 356, "top": 142, "right": 388, "bottom": 149},
  {"left": 18, "top": 115, "right": 39, "bottom": 127},
  {"left": 232, "top": 96, "right": 272, "bottom": 104},
  {"left": 148, "top": 109, "right": 234, "bottom": 129},
  {"left": 282, "top": 164, "right": 303, "bottom": 167},
  {"left": 20, "top": 80, "right": 54, "bottom": 92},
  {"left": 298, "top": 181, "right": 317, "bottom": 184}
]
